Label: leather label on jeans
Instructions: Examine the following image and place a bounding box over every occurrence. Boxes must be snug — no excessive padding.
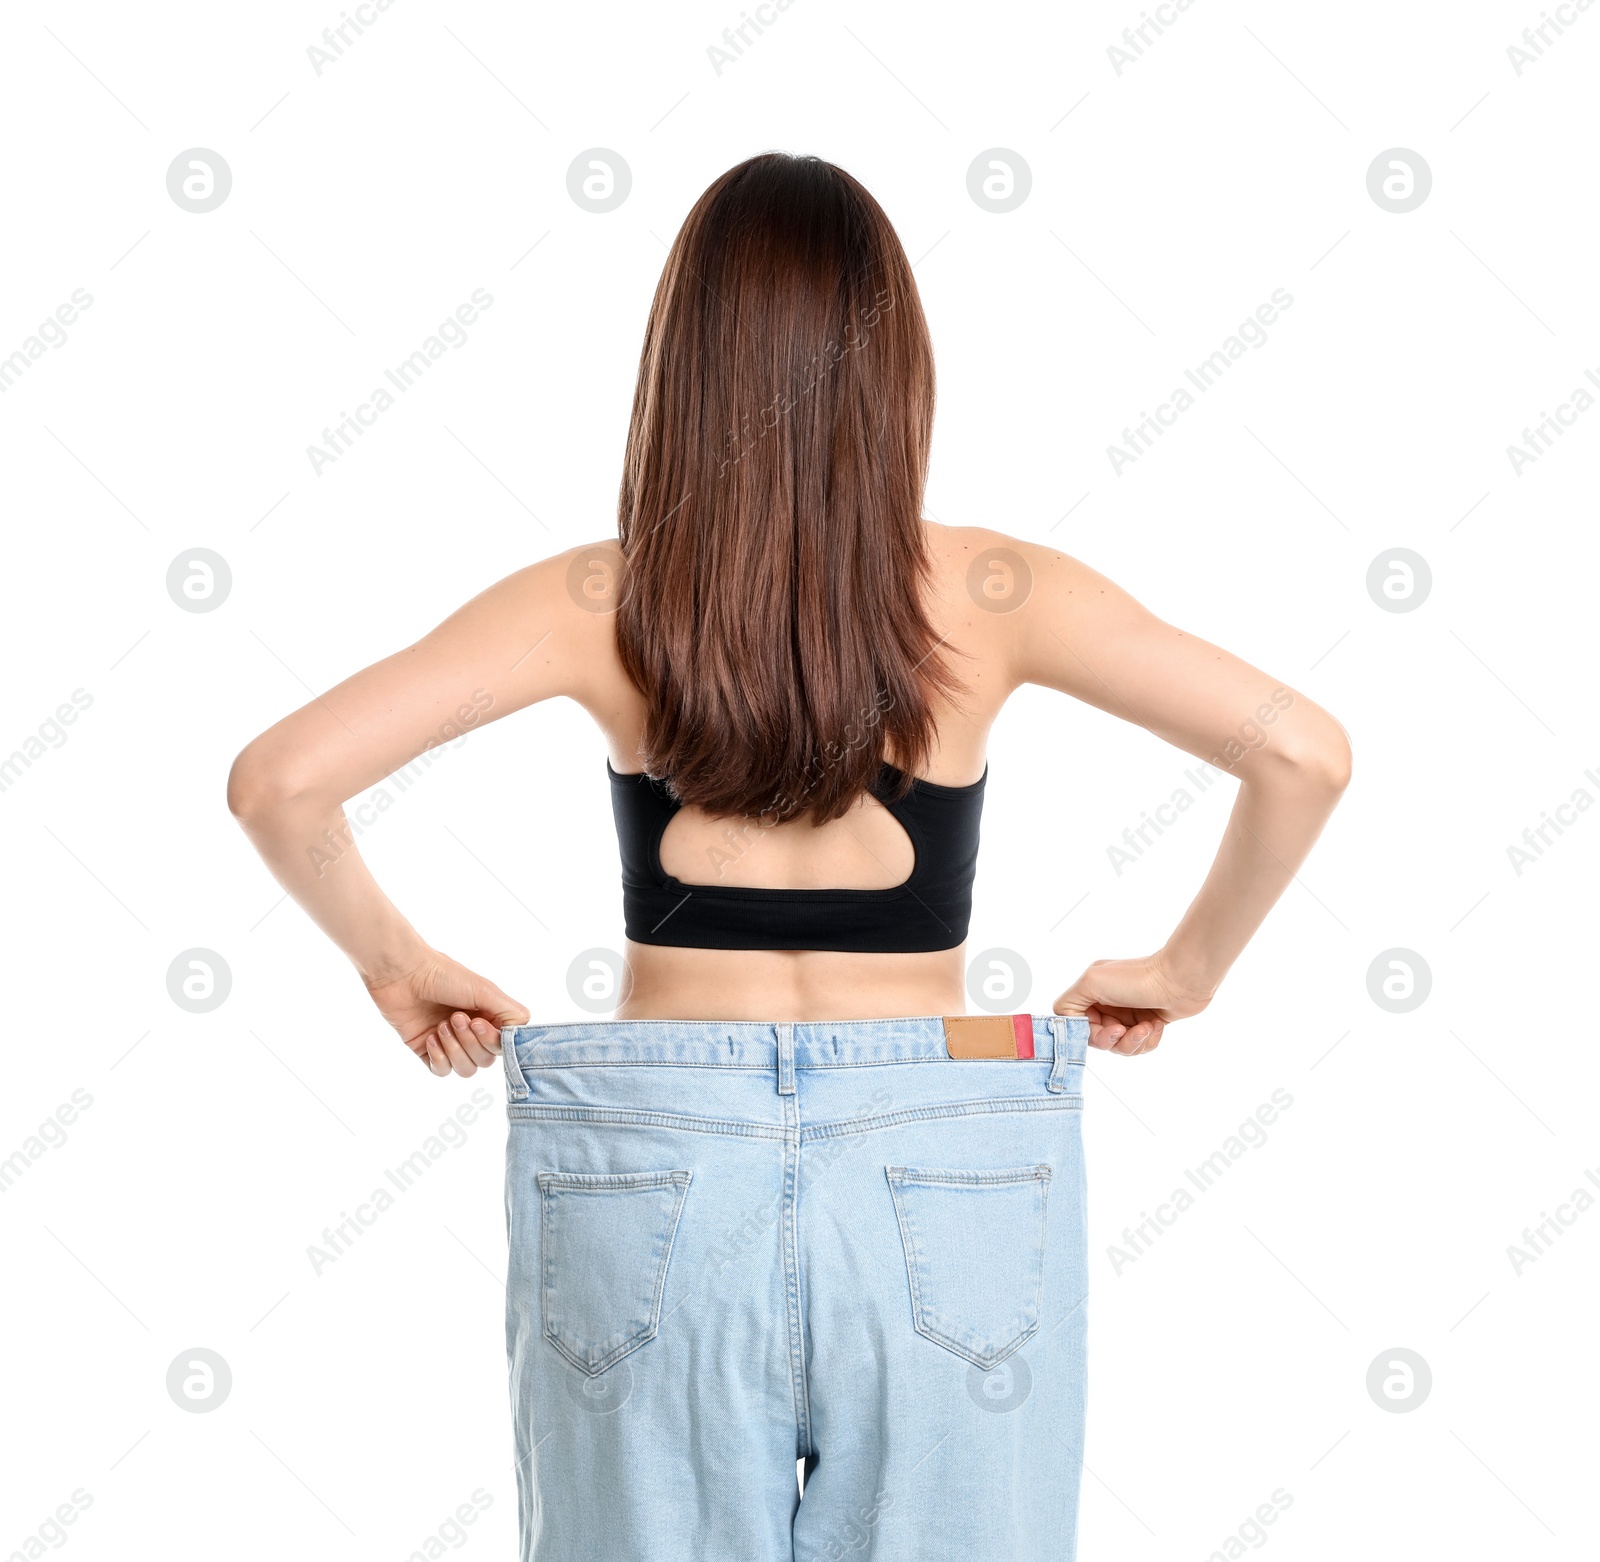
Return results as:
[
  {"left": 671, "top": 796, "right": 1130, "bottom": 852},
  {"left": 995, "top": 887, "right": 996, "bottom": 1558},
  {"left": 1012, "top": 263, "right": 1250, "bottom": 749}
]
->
[{"left": 944, "top": 1015, "right": 1034, "bottom": 1059}]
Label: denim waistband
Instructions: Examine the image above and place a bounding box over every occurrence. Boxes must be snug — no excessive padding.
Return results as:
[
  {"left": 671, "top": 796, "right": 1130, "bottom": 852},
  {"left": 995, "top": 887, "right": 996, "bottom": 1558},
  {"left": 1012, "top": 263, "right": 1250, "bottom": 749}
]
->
[{"left": 500, "top": 1014, "right": 1090, "bottom": 1070}]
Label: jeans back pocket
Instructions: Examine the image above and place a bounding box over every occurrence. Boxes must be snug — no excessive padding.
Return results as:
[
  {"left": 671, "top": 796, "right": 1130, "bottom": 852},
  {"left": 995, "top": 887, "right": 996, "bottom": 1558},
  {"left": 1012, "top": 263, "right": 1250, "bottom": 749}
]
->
[
  {"left": 537, "top": 1169, "right": 692, "bottom": 1376},
  {"left": 885, "top": 1164, "right": 1051, "bottom": 1370}
]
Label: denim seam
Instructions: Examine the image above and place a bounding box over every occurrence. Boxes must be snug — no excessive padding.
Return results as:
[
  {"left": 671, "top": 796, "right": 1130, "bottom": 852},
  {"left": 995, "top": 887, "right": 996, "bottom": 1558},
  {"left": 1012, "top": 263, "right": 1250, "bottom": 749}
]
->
[
  {"left": 886, "top": 1165, "right": 1053, "bottom": 1186},
  {"left": 780, "top": 1098, "right": 812, "bottom": 1458},
  {"left": 509, "top": 1100, "right": 1081, "bottom": 1139},
  {"left": 791, "top": 1056, "right": 1078, "bottom": 1070},
  {"left": 509, "top": 1105, "right": 790, "bottom": 1140},
  {"left": 536, "top": 1170, "right": 692, "bottom": 1191},
  {"left": 517, "top": 1017, "right": 755, "bottom": 1028},
  {"left": 510, "top": 1056, "right": 1078, "bottom": 1071},
  {"left": 518, "top": 1062, "right": 783, "bottom": 1073},
  {"left": 509, "top": 1013, "right": 1048, "bottom": 1033},
  {"left": 803, "top": 1096, "right": 1083, "bottom": 1142}
]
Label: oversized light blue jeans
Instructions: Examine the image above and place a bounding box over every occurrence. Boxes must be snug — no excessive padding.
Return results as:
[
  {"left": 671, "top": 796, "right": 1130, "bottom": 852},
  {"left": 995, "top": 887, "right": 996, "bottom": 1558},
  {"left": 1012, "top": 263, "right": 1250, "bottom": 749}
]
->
[{"left": 501, "top": 1014, "right": 1090, "bottom": 1561}]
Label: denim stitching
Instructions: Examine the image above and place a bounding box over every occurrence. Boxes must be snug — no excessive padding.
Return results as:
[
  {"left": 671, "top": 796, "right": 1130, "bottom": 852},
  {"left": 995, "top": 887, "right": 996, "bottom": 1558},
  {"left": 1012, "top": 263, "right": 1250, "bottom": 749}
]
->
[
  {"left": 884, "top": 1167, "right": 1050, "bottom": 1370},
  {"left": 514, "top": 1056, "right": 1075, "bottom": 1071},
  {"left": 781, "top": 1094, "right": 812, "bottom": 1457},
  {"left": 1048, "top": 1016, "right": 1071, "bottom": 1094},
  {"left": 510, "top": 1105, "right": 789, "bottom": 1140},
  {"left": 803, "top": 1096, "right": 1082, "bottom": 1142},
  {"left": 507, "top": 1011, "right": 1048, "bottom": 1034},
  {"left": 538, "top": 1171, "right": 693, "bottom": 1377},
  {"left": 886, "top": 1165, "right": 1052, "bottom": 1186},
  {"left": 501, "top": 1023, "right": 531, "bottom": 1102}
]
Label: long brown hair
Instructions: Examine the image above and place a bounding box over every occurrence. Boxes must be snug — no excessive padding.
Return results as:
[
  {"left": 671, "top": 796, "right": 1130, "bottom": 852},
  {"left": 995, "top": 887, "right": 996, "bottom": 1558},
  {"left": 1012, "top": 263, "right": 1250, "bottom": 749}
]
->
[{"left": 615, "top": 152, "right": 963, "bottom": 826}]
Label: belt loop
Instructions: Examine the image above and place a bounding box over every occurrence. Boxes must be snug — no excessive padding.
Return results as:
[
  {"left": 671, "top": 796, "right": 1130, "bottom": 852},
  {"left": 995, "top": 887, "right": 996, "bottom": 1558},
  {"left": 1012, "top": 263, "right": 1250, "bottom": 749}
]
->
[
  {"left": 776, "top": 1021, "right": 796, "bottom": 1096},
  {"left": 1047, "top": 1017, "right": 1070, "bottom": 1094},
  {"left": 501, "top": 1024, "right": 530, "bottom": 1103}
]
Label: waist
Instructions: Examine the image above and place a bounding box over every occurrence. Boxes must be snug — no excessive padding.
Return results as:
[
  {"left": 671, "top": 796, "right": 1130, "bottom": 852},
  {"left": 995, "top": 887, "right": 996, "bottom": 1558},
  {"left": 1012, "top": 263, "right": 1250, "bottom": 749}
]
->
[{"left": 613, "top": 940, "right": 966, "bottom": 1023}]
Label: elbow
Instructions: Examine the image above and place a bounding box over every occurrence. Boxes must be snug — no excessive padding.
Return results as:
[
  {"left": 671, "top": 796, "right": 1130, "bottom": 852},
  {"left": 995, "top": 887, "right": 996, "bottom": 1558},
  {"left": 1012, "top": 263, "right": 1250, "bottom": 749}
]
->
[
  {"left": 1291, "top": 719, "right": 1353, "bottom": 793},
  {"left": 1323, "top": 727, "right": 1354, "bottom": 792},
  {"left": 1251, "top": 711, "right": 1352, "bottom": 794},
  {"left": 227, "top": 739, "right": 304, "bottom": 823}
]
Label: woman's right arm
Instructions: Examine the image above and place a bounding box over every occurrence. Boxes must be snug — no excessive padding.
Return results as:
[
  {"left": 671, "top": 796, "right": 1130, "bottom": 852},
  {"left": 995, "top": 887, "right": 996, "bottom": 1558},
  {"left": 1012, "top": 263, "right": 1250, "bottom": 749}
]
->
[
  {"left": 1003, "top": 538, "right": 1353, "bottom": 1056},
  {"left": 226, "top": 542, "right": 621, "bottom": 1074}
]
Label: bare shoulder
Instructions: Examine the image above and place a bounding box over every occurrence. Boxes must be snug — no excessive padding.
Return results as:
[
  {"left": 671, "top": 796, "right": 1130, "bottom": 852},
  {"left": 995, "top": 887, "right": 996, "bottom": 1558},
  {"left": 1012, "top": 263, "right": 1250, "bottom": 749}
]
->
[
  {"left": 455, "top": 537, "right": 622, "bottom": 624},
  {"left": 922, "top": 521, "right": 1101, "bottom": 602},
  {"left": 921, "top": 522, "right": 1152, "bottom": 692},
  {"left": 457, "top": 537, "right": 624, "bottom": 627},
  {"left": 414, "top": 537, "right": 628, "bottom": 706}
]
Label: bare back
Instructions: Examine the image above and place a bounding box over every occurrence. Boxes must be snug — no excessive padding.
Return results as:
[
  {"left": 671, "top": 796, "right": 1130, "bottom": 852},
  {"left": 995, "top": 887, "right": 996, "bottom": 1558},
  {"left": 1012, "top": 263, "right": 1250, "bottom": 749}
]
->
[{"left": 583, "top": 523, "right": 1012, "bottom": 1019}]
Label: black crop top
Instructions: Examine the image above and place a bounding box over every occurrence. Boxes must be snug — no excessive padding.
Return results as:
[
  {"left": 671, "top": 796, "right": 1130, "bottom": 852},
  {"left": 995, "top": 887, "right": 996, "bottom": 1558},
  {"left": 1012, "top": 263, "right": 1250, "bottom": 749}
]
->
[{"left": 606, "top": 761, "right": 986, "bottom": 953}]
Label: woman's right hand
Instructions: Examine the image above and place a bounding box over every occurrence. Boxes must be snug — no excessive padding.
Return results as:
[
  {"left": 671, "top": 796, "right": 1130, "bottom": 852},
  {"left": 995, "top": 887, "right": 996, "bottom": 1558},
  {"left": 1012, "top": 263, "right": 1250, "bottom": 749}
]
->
[
  {"left": 1052, "top": 951, "right": 1215, "bottom": 1056},
  {"left": 363, "top": 950, "right": 531, "bottom": 1077}
]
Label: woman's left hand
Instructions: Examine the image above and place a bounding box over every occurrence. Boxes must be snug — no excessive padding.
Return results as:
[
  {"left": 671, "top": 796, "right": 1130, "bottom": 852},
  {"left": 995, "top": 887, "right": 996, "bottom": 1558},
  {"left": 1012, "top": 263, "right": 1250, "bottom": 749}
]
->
[{"left": 1052, "top": 951, "right": 1214, "bottom": 1056}]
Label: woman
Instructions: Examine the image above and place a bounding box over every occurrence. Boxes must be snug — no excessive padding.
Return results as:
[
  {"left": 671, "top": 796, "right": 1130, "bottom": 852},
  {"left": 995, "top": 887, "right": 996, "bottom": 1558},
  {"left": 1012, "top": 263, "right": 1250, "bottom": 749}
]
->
[{"left": 228, "top": 152, "right": 1350, "bottom": 1561}]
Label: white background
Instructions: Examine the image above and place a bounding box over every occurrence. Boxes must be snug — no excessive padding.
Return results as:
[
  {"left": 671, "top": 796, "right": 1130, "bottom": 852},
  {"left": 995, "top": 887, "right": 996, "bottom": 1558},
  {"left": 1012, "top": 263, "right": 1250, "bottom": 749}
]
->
[{"left": 2, "top": 0, "right": 1595, "bottom": 1557}]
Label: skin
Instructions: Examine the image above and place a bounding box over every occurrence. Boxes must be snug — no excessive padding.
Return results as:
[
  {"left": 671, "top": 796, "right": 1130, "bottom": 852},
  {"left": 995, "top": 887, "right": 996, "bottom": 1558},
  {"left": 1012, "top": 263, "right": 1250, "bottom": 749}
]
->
[{"left": 227, "top": 523, "right": 1352, "bottom": 1077}]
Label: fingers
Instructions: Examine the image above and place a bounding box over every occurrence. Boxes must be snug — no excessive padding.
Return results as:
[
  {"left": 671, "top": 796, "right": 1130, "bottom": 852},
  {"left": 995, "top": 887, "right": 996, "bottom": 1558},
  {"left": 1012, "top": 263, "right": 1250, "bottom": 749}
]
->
[
  {"left": 1094, "top": 1005, "right": 1144, "bottom": 1028},
  {"left": 1088, "top": 1017, "right": 1126, "bottom": 1052},
  {"left": 411, "top": 1014, "right": 502, "bottom": 1078},
  {"left": 430, "top": 1013, "right": 497, "bottom": 1077},
  {"left": 1054, "top": 991, "right": 1112, "bottom": 1050},
  {"left": 1083, "top": 1006, "right": 1165, "bottom": 1057},
  {"left": 1081, "top": 1005, "right": 1130, "bottom": 1054},
  {"left": 1108, "top": 1017, "right": 1165, "bottom": 1056},
  {"left": 450, "top": 1012, "right": 500, "bottom": 1067},
  {"left": 1060, "top": 996, "right": 1146, "bottom": 1054},
  {"left": 429, "top": 1022, "right": 471, "bottom": 1076}
]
